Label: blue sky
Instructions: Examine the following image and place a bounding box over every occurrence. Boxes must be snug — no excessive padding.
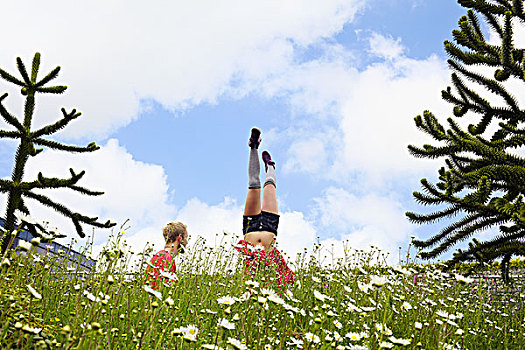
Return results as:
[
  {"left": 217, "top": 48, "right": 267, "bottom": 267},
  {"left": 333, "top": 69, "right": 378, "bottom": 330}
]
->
[{"left": 0, "top": 0, "right": 492, "bottom": 264}]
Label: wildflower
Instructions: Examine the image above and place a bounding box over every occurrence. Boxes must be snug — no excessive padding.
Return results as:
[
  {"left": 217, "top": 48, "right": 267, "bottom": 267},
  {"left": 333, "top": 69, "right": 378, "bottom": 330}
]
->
[
  {"left": 268, "top": 294, "right": 285, "bottom": 305},
  {"left": 257, "top": 296, "right": 267, "bottom": 304},
  {"left": 165, "top": 296, "right": 174, "bottom": 306},
  {"left": 454, "top": 273, "right": 474, "bottom": 284},
  {"left": 227, "top": 337, "right": 248, "bottom": 350},
  {"left": 182, "top": 325, "right": 198, "bottom": 341},
  {"left": 159, "top": 269, "right": 178, "bottom": 281},
  {"left": 172, "top": 327, "right": 185, "bottom": 335},
  {"left": 392, "top": 265, "right": 411, "bottom": 276},
  {"left": 260, "top": 288, "right": 275, "bottom": 296},
  {"left": 1, "top": 258, "right": 10, "bottom": 267},
  {"left": 379, "top": 341, "right": 394, "bottom": 348},
  {"left": 455, "top": 329, "right": 464, "bottom": 335},
  {"left": 370, "top": 275, "right": 388, "bottom": 288},
  {"left": 343, "top": 285, "right": 352, "bottom": 293},
  {"left": 347, "top": 303, "right": 363, "bottom": 313},
  {"left": 107, "top": 275, "right": 115, "bottom": 284},
  {"left": 217, "top": 296, "right": 236, "bottom": 305},
  {"left": 21, "top": 324, "right": 42, "bottom": 334},
  {"left": 26, "top": 284, "right": 42, "bottom": 299},
  {"left": 357, "top": 281, "right": 371, "bottom": 293},
  {"left": 375, "top": 323, "right": 392, "bottom": 336},
  {"left": 218, "top": 318, "right": 235, "bottom": 330},
  {"left": 143, "top": 285, "right": 162, "bottom": 300},
  {"left": 304, "top": 332, "right": 320, "bottom": 343},
  {"left": 202, "top": 345, "right": 225, "bottom": 350},
  {"left": 245, "top": 280, "right": 259, "bottom": 288},
  {"left": 415, "top": 322, "right": 422, "bottom": 330},
  {"left": 83, "top": 290, "right": 100, "bottom": 302},
  {"left": 333, "top": 331, "right": 343, "bottom": 342},
  {"left": 18, "top": 240, "right": 32, "bottom": 252},
  {"left": 401, "top": 301, "right": 412, "bottom": 311},
  {"left": 388, "top": 336, "right": 411, "bottom": 346},
  {"left": 333, "top": 320, "right": 343, "bottom": 329},
  {"left": 314, "top": 290, "right": 331, "bottom": 302},
  {"left": 345, "top": 332, "right": 362, "bottom": 341},
  {"left": 287, "top": 337, "right": 303, "bottom": 348},
  {"left": 312, "top": 276, "right": 321, "bottom": 283}
]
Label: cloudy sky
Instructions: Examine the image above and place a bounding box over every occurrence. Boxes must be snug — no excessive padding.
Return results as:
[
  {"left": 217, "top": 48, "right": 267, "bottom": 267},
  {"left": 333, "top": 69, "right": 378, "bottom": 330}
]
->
[{"left": 0, "top": 0, "right": 485, "bottom": 264}]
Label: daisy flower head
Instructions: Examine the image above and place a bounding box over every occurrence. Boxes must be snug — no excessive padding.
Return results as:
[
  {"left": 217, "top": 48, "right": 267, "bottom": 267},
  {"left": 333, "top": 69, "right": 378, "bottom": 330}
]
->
[
  {"left": 287, "top": 337, "right": 303, "bottom": 347},
  {"left": 202, "top": 345, "right": 225, "bottom": 350},
  {"left": 379, "top": 341, "right": 394, "bottom": 349},
  {"left": 401, "top": 301, "right": 412, "bottom": 311},
  {"left": 26, "top": 285, "right": 42, "bottom": 299},
  {"left": 314, "top": 290, "right": 331, "bottom": 302},
  {"left": 388, "top": 336, "right": 411, "bottom": 346},
  {"left": 182, "top": 325, "right": 198, "bottom": 342},
  {"left": 345, "top": 332, "right": 362, "bottom": 341},
  {"left": 370, "top": 275, "right": 388, "bottom": 288},
  {"left": 268, "top": 294, "right": 285, "bottom": 305},
  {"left": 217, "top": 296, "right": 236, "bottom": 305},
  {"left": 357, "top": 281, "right": 371, "bottom": 294},
  {"left": 227, "top": 337, "right": 248, "bottom": 350},
  {"left": 245, "top": 280, "right": 260, "bottom": 288},
  {"left": 304, "top": 332, "right": 320, "bottom": 343},
  {"left": 143, "top": 285, "right": 162, "bottom": 300},
  {"left": 454, "top": 273, "right": 475, "bottom": 284},
  {"left": 17, "top": 240, "right": 32, "bottom": 252},
  {"left": 260, "top": 288, "right": 276, "bottom": 297},
  {"left": 218, "top": 318, "right": 235, "bottom": 330}
]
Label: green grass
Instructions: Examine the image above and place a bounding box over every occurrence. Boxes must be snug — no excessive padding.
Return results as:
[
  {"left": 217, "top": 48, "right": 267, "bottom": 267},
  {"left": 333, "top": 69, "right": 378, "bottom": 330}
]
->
[{"left": 0, "top": 230, "right": 523, "bottom": 350}]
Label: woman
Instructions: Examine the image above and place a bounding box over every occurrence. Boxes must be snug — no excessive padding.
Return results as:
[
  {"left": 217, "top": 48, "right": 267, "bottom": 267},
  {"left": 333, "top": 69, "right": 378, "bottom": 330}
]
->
[
  {"left": 145, "top": 221, "right": 188, "bottom": 288},
  {"left": 235, "top": 127, "right": 294, "bottom": 287}
]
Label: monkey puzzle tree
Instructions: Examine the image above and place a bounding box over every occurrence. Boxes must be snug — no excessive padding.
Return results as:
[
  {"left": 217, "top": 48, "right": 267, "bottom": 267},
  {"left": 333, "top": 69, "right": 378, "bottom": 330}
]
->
[
  {"left": 0, "top": 53, "right": 115, "bottom": 252},
  {"left": 407, "top": 0, "right": 525, "bottom": 280}
]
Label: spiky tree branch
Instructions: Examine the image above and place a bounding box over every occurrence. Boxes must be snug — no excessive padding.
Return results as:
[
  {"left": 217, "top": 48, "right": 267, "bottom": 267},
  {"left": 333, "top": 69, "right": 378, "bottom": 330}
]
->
[{"left": 0, "top": 53, "right": 115, "bottom": 252}]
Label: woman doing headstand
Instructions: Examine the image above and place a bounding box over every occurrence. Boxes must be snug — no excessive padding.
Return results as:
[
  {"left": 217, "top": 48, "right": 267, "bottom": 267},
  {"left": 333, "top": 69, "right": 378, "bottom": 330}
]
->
[{"left": 234, "top": 127, "right": 294, "bottom": 287}]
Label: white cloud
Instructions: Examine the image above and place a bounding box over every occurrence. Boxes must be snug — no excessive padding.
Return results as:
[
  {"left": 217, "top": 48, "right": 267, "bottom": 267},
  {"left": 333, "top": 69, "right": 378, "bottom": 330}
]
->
[
  {"left": 0, "top": 139, "right": 177, "bottom": 256},
  {"left": 175, "top": 197, "right": 243, "bottom": 248},
  {"left": 368, "top": 32, "right": 404, "bottom": 60},
  {"left": 258, "top": 31, "right": 452, "bottom": 187},
  {"left": 0, "top": 0, "right": 366, "bottom": 140},
  {"left": 313, "top": 187, "right": 411, "bottom": 263}
]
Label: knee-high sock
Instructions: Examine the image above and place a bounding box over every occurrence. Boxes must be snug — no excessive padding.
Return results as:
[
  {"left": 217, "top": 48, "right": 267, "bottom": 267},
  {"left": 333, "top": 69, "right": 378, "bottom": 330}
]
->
[
  {"left": 264, "top": 164, "right": 276, "bottom": 188},
  {"left": 248, "top": 148, "right": 261, "bottom": 189}
]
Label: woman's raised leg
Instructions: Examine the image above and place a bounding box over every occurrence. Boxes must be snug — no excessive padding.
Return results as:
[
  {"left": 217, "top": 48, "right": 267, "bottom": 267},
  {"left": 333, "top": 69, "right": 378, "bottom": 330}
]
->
[
  {"left": 261, "top": 150, "right": 278, "bottom": 214},
  {"left": 244, "top": 128, "right": 262, "bottom": 216}
]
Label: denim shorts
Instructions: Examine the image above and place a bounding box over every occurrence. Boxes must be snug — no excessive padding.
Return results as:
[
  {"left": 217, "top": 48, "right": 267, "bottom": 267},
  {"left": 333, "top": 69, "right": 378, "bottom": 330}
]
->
[{"left": 242, "top": 211, "right": 279, "bottom": 235}]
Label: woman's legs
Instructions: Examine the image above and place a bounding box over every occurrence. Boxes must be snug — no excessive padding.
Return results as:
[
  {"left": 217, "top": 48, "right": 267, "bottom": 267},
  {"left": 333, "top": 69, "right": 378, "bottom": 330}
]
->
[
  {"left": 244, "top": 188, "right": 261, "bottom": 216},
  {"left": 244, "top": 128, "right": 262, "bottom": 216},
  {"left": 261, "top": 151, "right": 278, "bottom": 214}
]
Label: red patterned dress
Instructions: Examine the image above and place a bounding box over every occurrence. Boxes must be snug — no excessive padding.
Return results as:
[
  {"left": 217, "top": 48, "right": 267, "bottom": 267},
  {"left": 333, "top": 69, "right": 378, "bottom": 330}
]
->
[
  {"left": 234, "top": 240, "right": 295, "bottom": 288},
  {"left": 144, "top": 250, "right": 176, "bottom": 288}
]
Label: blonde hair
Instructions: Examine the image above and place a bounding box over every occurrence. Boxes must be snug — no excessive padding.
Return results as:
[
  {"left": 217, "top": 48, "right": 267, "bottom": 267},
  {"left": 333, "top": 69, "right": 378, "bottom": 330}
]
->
[{"left": 163, "top": 222, "right": 187, "bottom": 244}]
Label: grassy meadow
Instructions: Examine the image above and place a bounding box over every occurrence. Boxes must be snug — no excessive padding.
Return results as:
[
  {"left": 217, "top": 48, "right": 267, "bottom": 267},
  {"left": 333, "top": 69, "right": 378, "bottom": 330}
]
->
[{"left": 0, "top": 229, "right": 523, "bottom": 350}]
